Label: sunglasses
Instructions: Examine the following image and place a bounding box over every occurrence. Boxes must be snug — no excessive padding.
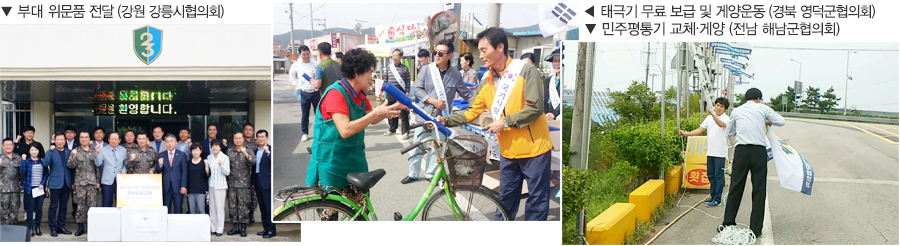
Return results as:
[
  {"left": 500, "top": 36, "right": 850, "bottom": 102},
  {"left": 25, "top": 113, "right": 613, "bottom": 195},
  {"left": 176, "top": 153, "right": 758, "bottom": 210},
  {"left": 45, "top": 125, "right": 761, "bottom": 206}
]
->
[{"left": 432, "top": 50, "right": 448, "bottom": 57}]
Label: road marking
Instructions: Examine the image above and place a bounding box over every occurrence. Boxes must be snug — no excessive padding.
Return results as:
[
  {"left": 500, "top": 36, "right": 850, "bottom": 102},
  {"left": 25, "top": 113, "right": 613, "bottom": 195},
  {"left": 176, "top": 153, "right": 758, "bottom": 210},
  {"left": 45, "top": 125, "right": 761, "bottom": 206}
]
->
[
  {"left": 842, "top": 122, "right": 898, "bottom": 145},
  {"left": 760, "top": 191, "right": 774, "bottom": 245},
  {"left": 858, "top": 123, "right": 899, "bottom": 137},
  {"left": 767, "top": 176, "right": 899, "bottom": 185}
]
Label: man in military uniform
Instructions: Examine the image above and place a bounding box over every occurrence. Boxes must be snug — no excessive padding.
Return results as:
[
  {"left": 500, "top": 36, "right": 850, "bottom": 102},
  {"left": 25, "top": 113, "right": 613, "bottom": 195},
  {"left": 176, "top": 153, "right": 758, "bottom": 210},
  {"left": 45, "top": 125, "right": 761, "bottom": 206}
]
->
[
  {"left": 226, "top": 132, "right": 254, "bottom": 237},
  {"left": 0, "top": 138, "right": 23, "bottom": 225},
  {"left": 126, "top": 132, "right": 157, "bottom": 174},
  {"left": 122, "top": 130, "right": 138, "bottom": 150},
  {"left": 68, "top": 131, "right": 100, "bottom": 236},
  {"left": 241, "top": 123, "right": 257, "bottom": 225}
]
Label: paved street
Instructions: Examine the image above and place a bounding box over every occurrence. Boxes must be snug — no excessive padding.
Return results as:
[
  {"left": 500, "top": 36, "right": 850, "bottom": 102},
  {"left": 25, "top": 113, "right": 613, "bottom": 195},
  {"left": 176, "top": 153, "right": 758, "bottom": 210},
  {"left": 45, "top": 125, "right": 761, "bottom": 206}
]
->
[
  {"left": 272, "top": 74, "right": 560, "bottom": 221},
  {"left": 652, "top": 117, "right": 898, "bottom": 245}
]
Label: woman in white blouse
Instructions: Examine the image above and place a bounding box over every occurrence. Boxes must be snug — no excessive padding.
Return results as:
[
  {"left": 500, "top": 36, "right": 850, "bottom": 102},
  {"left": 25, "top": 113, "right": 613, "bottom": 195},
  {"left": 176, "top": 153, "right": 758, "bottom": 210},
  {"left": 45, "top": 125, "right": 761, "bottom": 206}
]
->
[{"left": 206, "top": 142, "right": 229, "bottom": 236}]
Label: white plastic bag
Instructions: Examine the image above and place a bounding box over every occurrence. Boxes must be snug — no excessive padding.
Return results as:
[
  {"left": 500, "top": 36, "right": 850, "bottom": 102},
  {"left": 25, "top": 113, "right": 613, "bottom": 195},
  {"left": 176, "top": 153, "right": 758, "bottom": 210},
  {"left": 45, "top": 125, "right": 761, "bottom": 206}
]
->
[{"left": 766, "top": 127, "right": 814, "bottom": 195}]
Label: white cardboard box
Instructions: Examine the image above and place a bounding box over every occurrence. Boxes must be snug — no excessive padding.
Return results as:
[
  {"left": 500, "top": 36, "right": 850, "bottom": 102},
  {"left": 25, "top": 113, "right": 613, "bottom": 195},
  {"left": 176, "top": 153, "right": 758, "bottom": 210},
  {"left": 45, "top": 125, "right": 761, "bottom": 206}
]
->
[
  {"left": 121, "top": 206, "right": 168, "bottom": 242},
  {"left": 167, "top": 214, "right": 211, "bottom": 242},
  {"left": 87, "top": 207, "right": 121, "bottom": 242}
]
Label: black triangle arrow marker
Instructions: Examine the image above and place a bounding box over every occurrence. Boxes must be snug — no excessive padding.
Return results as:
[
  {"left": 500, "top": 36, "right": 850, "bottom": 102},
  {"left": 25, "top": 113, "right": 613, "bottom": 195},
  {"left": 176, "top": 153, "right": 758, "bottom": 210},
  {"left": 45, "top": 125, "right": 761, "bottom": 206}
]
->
[
  {"left": 586, "top": 6, "right": 594, "bottom": 17},
  {"left": 586, "top": 24, "right": 596, "bottom": 34},
  {"left": 2, "top": 7, "right": 11, "bottom": 17}
]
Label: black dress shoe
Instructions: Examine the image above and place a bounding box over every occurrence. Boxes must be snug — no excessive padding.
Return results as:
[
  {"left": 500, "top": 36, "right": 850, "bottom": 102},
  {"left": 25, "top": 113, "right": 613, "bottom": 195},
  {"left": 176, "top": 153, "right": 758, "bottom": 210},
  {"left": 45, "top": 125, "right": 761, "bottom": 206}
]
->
[
  {"left": 58, "top": 228, "right": 73, "bottom": 235},
  {"left": 240, "top": 224, "right": 247, "bottom": 237},
  {"left": 35, "top": 227, "right": 42, "bottom": 236},
  {"left": 51, "top": 230, "right": 58, "bottom": 237},
  {"left": 216, "top": 233, "right": 223, "bottom": 237},
  {"left": 263, "top": 231, "right": 276, "bottom": 238},
  {"left": 211, "top": 232, "right": 217, "bottom": 235},
  {"left": 257, "top": 231, "right": 266, "bottom": 236},
  {"left": 400, "top": 176, "right": 416, "bottom": 184}
]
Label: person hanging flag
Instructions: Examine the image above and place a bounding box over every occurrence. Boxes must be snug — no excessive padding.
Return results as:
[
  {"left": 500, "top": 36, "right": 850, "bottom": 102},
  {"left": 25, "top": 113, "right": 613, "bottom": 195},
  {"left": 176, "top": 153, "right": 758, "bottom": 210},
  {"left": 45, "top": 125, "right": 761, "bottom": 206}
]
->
[{"left": 538, "top": 3, "right": 578, "bottom": 37}]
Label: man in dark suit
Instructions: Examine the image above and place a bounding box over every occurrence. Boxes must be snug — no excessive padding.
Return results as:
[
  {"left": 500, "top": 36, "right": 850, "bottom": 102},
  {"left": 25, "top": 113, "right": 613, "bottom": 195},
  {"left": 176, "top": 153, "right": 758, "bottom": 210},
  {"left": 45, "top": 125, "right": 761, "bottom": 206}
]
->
[
  {"left": 46, "top": 134, "right": 74, "bottom": 237},
  {"left": 201, "top": 124, "right": 227, "bottom": 160},
  {"left": 155, "top": 133, "right": 188, "bottom": 214},
  {"left": 253, "top": 130, "right": 275, "bottom": 238}
]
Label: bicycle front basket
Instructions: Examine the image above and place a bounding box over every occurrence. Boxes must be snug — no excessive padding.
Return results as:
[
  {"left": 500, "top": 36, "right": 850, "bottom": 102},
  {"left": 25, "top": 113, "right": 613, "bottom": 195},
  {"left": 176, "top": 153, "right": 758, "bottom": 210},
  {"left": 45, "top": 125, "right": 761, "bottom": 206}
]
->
[{"left": 443, "top": 135, "right": 489, "bottom": 190}]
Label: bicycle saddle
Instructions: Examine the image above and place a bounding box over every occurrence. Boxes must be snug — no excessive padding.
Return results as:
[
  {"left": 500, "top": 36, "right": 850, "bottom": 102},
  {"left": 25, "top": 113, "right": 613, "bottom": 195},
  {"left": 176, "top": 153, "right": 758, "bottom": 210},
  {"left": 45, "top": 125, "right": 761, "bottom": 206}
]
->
[{"left": 347, "top": 169, "right": 386, "bottom": 190}]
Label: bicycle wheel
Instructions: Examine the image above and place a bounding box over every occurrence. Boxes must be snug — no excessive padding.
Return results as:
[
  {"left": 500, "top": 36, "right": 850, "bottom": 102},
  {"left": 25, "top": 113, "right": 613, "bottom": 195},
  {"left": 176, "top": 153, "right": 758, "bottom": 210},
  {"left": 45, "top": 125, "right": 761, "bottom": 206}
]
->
[
  {"left": 273, "top": 200, "right": 367, "bottom": 221},
  {"left": 421, "top": 188, "right": 510, "bottom": 221}
]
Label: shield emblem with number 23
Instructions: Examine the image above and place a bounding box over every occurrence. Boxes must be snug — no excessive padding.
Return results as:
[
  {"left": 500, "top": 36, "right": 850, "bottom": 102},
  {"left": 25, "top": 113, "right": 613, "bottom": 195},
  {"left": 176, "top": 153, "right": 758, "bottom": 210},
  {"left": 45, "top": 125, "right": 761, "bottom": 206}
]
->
[{"left": 133, "top": 26, "right": 163, "bottom": 65}]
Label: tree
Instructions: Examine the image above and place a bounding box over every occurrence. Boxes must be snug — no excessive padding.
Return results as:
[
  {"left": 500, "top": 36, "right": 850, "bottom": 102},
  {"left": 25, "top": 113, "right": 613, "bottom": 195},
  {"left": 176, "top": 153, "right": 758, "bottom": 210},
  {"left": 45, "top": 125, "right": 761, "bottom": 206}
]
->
[
  {"left": 769, "top": 86, "right": 798, "bottom": 112},
  {"left": 818, "top": 86, "right": 841, "bottom": 113},
  {"left": 608, "top": 81, "right": 659, "bottom": 123},
  {"left": 734, "top": 93, "right": 745, "bottom": 108},
  {"left": 802, "top": 86, "right": 820, "bottom": 111}
]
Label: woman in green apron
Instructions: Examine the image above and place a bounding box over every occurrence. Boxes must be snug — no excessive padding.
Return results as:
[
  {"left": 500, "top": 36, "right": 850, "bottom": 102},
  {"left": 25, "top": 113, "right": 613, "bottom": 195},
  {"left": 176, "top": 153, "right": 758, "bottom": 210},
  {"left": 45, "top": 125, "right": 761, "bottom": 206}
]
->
[{"left": 306, "top": 48, "right": 406, "bottom": 191}]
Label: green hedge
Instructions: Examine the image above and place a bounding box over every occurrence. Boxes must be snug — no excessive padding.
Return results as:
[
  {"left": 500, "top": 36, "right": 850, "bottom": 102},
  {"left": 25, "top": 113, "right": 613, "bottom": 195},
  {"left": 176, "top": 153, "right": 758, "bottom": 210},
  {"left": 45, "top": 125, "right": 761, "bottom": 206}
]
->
[
  {"left": 562, "top": 160, "right": 640, "bottom": 245},
  {"left": 562, "top": 113, "right": 703, "bottom": 244}
]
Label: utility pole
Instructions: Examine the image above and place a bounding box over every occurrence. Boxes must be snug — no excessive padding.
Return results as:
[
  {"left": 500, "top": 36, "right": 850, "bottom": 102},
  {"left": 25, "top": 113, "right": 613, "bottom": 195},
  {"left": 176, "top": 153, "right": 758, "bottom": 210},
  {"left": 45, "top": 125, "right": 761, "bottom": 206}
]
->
[
  {"left": 644, "top": 42, "right": 651, "bottom": 87},
  {"left": 310, "top": 3, "right": 314, "bottom": 38},
  {"left": 488, "top": 4, "right": 501, "bottom": 28},
  {"left": 314, "top": 16, "right": 327, "bottom": 34},
  {"left": 289, "top": 3, "right": 295, "bottom": 57},
  {"left": 570, "top": 42, "right": 594, "bottom": 244},
  {"left": 570, "top": 43, "right": 587, "bottom": 169},
  {"left": 660, "top": 42, "right": 667, "bottom": 140},
  {"left": 581, "top": 43, "right": 595, "bottom": 169},
  {"left": 844, "top": 51, "right": 856, "bottom": 115},
  {"left": 676, "top": 42, "right": 683, "bottom": 131}
]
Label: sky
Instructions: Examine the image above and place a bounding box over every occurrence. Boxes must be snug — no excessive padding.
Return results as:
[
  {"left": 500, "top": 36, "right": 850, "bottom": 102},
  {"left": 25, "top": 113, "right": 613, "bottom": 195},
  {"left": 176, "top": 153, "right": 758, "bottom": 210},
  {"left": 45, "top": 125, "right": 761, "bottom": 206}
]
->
[
  {"left": 563, "top": 42, "right": 900, "bottom": 113},
  {"left": 271, "top": 3, "right": 542, "bottom": 35}
]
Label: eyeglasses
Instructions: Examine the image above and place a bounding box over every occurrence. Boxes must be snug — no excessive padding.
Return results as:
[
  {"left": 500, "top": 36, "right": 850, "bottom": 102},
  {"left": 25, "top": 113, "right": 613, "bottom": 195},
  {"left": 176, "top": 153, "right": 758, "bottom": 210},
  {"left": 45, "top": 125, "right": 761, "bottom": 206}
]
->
[{"left": 432, "top": 51, "right": 447, "bottom": 57}]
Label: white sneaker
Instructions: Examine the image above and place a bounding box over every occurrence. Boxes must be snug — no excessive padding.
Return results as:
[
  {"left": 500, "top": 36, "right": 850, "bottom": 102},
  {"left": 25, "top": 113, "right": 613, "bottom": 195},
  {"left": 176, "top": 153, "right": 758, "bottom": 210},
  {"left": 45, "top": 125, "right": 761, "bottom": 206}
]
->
[
  {"left": 383, "top": 132, "right": 395, "bottom": 136},
  {"left": 301, "top": 134, "right": 308, "bottom": 142}
]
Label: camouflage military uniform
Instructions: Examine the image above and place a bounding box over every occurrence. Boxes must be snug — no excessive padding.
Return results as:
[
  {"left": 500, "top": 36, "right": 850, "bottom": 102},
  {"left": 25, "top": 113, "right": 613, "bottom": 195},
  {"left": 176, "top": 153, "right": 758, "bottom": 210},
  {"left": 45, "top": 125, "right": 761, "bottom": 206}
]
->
[
  {"left": 126, "top": 146, "right": 157, "bottom": 174},
  {"left": 226, "top": 147, "right": 254, "bottom": 224},
  {"left": 68, "top": 147, "right": 99, "bottom": 223},
  {"left": 123, "top": 143, "right": 138, "bottom": 151},
  {"left": 0, "top": 153, "right": 22, "bottom": 225},
  {"left": 244, "top": 139, "right": 257, "bottom": 215}
]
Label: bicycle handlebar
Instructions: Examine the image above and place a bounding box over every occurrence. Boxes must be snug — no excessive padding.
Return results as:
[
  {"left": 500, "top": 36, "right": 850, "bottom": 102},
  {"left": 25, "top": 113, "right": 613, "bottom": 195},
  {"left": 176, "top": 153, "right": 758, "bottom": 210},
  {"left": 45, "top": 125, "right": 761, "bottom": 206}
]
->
[
  {"left": 400, "top": 139, "right": 426, "bottom": 155},
  {"left": 382, "top": 83, "right": 453, "bottom": 137}
]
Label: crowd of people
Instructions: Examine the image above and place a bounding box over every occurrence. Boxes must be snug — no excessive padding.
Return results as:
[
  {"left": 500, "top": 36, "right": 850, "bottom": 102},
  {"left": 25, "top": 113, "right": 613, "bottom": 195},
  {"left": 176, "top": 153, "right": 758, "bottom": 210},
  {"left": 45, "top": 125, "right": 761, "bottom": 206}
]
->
[
  {"left": 0, "top": 123, "right": 276, "bottom": 238},
  {"left": 291, "top": 27, "right": 562, "bottom": 221}
]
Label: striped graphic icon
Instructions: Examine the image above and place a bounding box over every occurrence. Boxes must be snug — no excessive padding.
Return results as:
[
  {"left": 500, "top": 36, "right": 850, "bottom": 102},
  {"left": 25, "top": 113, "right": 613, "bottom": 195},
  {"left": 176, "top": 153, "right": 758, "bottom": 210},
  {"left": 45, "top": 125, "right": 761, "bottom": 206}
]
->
[{"left": 552, "top": 3, "right": 576, "bottom": 24}]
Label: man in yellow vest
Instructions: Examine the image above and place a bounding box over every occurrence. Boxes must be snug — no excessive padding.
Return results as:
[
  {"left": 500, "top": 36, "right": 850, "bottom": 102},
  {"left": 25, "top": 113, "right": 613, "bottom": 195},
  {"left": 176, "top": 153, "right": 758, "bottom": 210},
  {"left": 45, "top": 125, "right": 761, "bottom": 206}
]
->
[{"left": 438, "top": 27, "right": 552, "bottom": 221}]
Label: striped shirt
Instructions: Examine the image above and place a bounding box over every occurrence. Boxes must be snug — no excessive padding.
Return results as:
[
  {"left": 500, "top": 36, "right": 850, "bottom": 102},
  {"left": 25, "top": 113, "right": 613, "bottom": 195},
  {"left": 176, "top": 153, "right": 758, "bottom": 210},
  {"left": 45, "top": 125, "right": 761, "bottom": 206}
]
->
[
  {"left": 207, "top": 152, "right": 230, "bottom": 189},
  {"left": 31, "top": 163, "right": 43, "bottom": 186},
  {"left": 385, "top": 63, "right": 411, "bottom": 93}
]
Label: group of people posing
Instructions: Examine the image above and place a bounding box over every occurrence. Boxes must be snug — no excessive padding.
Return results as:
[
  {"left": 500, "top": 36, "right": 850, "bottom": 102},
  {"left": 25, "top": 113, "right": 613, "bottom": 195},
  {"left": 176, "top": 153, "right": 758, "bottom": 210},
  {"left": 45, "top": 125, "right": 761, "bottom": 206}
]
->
[
  {"left": 290, "top": 27, "right": 561, "bottom": 221},
  {"left": 0, "top": 123, "right": 277, "bottom": 239}
]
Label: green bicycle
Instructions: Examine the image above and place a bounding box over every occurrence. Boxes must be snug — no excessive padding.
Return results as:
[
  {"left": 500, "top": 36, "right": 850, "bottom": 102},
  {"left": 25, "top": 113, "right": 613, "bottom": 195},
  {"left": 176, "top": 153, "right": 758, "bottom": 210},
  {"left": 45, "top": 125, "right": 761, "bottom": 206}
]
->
[{"left": 273, "top": 121, "right": 511, "bottom": 221}]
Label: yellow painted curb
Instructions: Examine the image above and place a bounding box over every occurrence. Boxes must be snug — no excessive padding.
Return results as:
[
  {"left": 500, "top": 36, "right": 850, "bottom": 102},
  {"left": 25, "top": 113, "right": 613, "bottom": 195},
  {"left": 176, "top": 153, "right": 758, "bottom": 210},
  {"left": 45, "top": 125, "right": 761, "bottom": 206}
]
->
[
  {"left": 665, "top": 165, "right": 683, "bottom": 195},
  {"left": 629, "top": 179, "right": 665, "bottom": 223},
  {"left": 586, "top": 203, "right": 636, "bottom": 245}
]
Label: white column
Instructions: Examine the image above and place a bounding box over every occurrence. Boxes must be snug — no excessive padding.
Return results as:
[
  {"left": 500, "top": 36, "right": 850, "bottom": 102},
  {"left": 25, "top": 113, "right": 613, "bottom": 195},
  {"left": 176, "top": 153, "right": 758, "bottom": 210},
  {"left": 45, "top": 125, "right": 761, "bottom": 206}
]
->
[
  {"left": 250, "top": 101, "right": 272, "bottom": 140},
  {"left": 33, "top": 101, "right": 53, "bottom": 144}
]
